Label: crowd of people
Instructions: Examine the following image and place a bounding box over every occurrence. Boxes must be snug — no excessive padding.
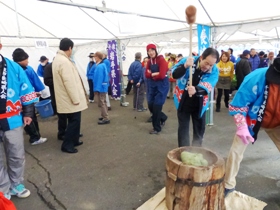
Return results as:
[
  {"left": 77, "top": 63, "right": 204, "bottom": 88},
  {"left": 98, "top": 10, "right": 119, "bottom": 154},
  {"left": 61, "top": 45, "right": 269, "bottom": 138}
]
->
[
  {"left": 126, "top": 45, "right": 280, "bottom": 199},
  {"left": 1, "top": 36, "right": 280, "bottom": 204},
  {"left": 0, "top": 37, "right": 116, "bottom": 202}
]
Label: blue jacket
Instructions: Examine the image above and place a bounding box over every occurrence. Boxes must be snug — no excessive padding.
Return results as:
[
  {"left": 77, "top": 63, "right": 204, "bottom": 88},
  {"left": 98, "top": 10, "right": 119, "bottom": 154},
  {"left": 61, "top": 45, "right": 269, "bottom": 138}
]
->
[
  {"left": 128, "top": 60, "right": 143, "bottom": 84},
  {"left": 86, "top": 62, "right": 96, "bottom": 80},
  {"left": 37, "top": 63, "right": 49, "bottom": 77},
  {"left": 102, "top": 58, "right": 111, "bottom": 74},
  {"left": 229, "top": 67, "right": 268, "bottom": 137},
  {"left": 249, "top": 55, "right": 260, "bottom": 71},
  {"left": 139, "top": 67, "right": 146, "bottom": 84},
  {"left": 230, "top": 55, "right": 236, "bottom": 63},
  {"left": 258, "top": 58, "right": 268, "bottom": 68},
  {"left": 172, "top": 56, "right": 219, "bottom": 117},
  {"left": 25, "top": 66, "right": 45, "bottom": 92},
  {"left": 93, "top": 63, "right": 109, "bottom": 93},
  {"left": 3, "top": 58, "right": 37, "bottom": 131}
]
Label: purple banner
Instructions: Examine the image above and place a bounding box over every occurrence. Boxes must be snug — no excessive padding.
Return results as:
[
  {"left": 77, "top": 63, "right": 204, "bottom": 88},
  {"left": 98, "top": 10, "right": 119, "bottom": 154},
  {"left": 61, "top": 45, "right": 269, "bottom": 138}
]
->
[{"left": 107, "top": 40, "right": 121, "bottom": 98}]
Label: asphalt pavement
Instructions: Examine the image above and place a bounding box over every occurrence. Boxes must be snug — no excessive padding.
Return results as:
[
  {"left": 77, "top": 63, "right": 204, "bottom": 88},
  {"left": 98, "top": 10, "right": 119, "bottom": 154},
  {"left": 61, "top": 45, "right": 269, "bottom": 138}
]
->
[{"left": 9, "top": 93, "right": 280, "bottom": 210}]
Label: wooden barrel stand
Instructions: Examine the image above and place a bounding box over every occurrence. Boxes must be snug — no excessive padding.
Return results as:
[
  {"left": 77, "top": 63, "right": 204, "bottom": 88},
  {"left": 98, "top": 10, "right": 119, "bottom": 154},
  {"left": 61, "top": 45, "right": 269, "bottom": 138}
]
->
[{"left": 165, "top": 147, "right": 225, "bottom": 210}]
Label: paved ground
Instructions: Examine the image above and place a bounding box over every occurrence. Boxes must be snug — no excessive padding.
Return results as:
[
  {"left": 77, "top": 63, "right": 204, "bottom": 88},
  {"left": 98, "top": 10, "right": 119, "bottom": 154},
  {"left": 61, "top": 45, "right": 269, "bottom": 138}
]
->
[{"left": 8, "top": 93, "right": 280, "bottom": 210}]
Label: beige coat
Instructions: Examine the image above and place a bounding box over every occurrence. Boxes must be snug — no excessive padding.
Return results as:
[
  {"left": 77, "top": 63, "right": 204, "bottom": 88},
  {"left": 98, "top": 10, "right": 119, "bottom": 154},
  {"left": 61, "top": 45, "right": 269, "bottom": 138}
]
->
[{"left": 52, "top": 50, "right": 88, "bottom": 113}]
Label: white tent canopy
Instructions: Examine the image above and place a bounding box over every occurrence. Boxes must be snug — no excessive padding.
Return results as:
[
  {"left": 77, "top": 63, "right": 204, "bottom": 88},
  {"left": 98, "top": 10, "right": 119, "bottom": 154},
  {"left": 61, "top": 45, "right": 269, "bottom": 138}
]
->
[
  {"left": 2, "top": 0, "right": 280, "bottom": 45},
  {"left": 1, "top": 0, "right": 280, "bottom": 77}
]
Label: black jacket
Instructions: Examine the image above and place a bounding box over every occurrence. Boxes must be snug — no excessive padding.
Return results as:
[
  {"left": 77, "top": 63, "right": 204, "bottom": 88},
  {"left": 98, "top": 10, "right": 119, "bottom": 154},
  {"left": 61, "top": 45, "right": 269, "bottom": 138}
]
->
[
  {"left": 235, "top": 57, "right": 251, "bottom": 89},
  {"left": 172, "top": 61, "right": 207, "bottom": 114},
  {"left": 43, "top": 62, "right": 53, "bottom": 87}
]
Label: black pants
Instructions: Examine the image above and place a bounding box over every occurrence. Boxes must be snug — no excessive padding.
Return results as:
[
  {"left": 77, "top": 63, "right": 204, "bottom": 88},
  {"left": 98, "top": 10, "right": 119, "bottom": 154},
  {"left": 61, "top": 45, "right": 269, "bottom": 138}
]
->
[
  {"left": 57, "top": 113, "right": 67, "bottom": 138},
  {"left": 177, "top": 109, "right": 206, "bottom": 147},
  {"left": 148, "top": 103, "right": 167, "bottom": 132},
  {"left": 126, "top": 81, "right": 133, "bottom": 95},
  {"left": 47, "top": 85, "right": 57, "bottom": 115},
  {"left": 88, "top": 79, "right": 94, "bottom": 100},
  {"left": 60, "top": 111, "right": 81, "bottom": 150},
  {"left": 24, "top": 110, "right": 41, "bottom": 143},
  {"left": 108, "top": 84, "right": 112, "bottom": 96},
  {"left": 216, "top": 88, "right": 230, "bottom": 107}
]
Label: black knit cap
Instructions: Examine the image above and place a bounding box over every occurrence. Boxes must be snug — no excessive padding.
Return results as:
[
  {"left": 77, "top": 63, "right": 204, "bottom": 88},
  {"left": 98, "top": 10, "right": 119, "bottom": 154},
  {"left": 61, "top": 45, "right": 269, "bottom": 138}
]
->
[
  {"left": 266, "top": 57, "right": 280, "bottom": 84},
  {"left": 12, "top": 48, "right": 29, "bottom": 62}
]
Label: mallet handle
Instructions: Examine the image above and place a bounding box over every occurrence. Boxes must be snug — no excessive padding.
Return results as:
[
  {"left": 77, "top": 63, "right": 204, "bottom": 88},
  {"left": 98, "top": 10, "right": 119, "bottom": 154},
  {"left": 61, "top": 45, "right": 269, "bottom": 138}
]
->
[{"left": 188, "top": 24, "right": 193, "bottom": 97}]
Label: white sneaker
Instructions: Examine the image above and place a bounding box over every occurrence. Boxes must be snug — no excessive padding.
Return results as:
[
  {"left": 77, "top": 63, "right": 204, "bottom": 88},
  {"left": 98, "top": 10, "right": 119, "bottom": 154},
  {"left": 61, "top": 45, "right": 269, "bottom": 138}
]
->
[
  {"left": 89, "top": 100, "right": 94, "bottom": 103},
  {"left": 10, "top": 184, "right": 30, "bottom": 198},
  {"left": 31, "top": 137, "right": 47, "bottom": 146}
]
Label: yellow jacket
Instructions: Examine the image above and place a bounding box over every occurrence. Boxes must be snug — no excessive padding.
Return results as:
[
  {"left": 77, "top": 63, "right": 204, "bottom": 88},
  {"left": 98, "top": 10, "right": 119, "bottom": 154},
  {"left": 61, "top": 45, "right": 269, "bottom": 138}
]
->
[{"left": 216, "top": 61, "right": 234, "bottom": 80}]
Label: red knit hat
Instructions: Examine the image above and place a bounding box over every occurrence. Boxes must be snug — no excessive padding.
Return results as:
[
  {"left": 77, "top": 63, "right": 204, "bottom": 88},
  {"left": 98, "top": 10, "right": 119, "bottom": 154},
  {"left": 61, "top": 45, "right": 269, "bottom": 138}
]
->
[{"left": 146, "top": 44, "right": 156, "bottom": 51}]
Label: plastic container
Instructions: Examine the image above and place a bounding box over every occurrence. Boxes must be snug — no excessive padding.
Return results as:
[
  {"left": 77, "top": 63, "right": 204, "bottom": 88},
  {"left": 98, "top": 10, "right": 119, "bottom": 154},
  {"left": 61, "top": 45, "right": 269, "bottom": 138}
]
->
[{"left": 34, "top": 99, "right": 54, "bottom": 118}]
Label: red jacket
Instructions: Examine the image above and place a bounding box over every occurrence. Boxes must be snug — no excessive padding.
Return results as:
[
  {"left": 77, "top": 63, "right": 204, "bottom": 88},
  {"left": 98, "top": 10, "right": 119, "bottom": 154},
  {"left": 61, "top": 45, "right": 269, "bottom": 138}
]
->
[{"left": 145, "top": 55, "right": 168, "bottom": 81}]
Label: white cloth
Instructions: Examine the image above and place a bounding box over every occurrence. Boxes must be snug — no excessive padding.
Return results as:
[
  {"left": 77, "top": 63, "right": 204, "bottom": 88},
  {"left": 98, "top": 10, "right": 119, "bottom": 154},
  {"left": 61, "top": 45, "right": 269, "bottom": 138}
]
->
[
  {"left": 38, "top": 77, "right": 50, "bottom": 99},
  {"left": 225, "top": 191, "right": 267, "bottom": 210}
]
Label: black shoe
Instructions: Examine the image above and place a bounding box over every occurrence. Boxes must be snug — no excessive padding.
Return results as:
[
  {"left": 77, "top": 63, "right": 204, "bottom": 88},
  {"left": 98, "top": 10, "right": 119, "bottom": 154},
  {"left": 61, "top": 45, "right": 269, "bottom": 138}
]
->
[
  {"left": 216, "top": 104, "right": 221, "bottom": 112},
  {"left": 225, "top": 103, "right": 229, "bottom": 108},
  {"left": 74, "top": 141, "right": 83, "bottom": 147},
  {"left": 61, "top": 147, "right": 78, "bottom": 153},
  {"left": 108, "top": 107, "right": 112, "bottom": 111},
  {"left": 98, "top": 119, "right": 110, "bottom": 125},
  {"left": 161, "top": 117, "right": 168, "bottom": 127},
  {"left": 98, "top": 117, "right": 103, "bottom": 121},
  {"left": 57, "top": 135, "right": 64, "bottom": 141},
  {"left": 79, "top": 133, "right": 83, "bottom": 137},
  {"left": 216, "top": 105, "right": 221, "bottom": 112},
  {"left": 147, "top": 117, "right": 152, "bottom": 123}
]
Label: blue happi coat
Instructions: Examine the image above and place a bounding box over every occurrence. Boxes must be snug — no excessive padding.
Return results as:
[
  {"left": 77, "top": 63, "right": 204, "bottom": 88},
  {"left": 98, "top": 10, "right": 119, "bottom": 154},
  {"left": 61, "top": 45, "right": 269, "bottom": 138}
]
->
[
  {"left": 25, "top": 66, "right": 45, "bottom": 92},
  {"left": 172, "top": 56, "right": 219, "bottom": 117},
  {"left": 1, "top": 58, "right": 37, "bottom": 131},
  {"left": 229, "top": 67, "right": 268, "bottom": 136}
]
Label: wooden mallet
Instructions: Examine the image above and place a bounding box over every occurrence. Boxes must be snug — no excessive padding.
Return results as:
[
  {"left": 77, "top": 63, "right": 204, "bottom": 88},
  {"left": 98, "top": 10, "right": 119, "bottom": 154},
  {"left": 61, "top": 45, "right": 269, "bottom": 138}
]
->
[{"left": 185, "top": 5, "right": 197, "bottom": 96}]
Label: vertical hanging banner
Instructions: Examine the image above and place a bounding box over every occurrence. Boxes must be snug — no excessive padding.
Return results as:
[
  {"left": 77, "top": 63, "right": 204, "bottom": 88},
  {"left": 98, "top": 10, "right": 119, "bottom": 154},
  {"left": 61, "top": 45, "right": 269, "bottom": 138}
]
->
[
  {"left": 107, "top": 40, "right": 121, "bottom": 98},
  {"left": 197, "top": 24, "right": 210, "bottom": 55}
]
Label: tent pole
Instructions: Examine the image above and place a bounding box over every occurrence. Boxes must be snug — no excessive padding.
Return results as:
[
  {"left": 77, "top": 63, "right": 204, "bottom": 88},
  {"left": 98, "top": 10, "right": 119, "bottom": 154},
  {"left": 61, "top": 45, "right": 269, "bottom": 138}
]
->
[
  {"left": 215, "top": 33, "right": 226, "bottom": 45},
  {"left": 117, "top": 39, "right": 129, "bottom": 107},
  {"left": 13, "top": 0, "right": 21, "bottom": 37},
  {"left": 38, "top": 0, "right": 206, "bottom": 25},
  {"left": 2, "top": 1, "right": 58, "bottom": 38},
  {"left": 198, "top": 0, "right": 216, "bottom": 27},
  {"left": 70, "top": 0, "right": 118, "bottom": 39},
  {"left": 208, "top": 26, "right": 217, "bottom": 126},
  {"left": 275, "top": 27, "right": 279, "bottom": 41},
  {"left": 199, "top": 0, "right": 217, "bottom": 126}
]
